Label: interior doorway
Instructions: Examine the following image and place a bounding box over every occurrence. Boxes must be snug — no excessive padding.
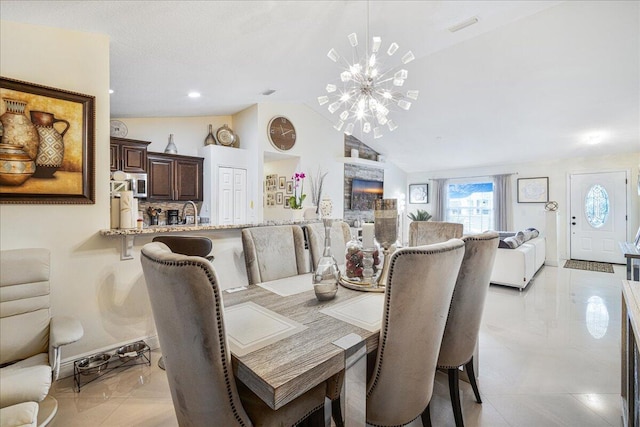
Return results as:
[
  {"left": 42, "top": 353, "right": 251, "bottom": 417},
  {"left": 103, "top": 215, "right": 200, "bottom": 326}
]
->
[{"left": 569, "top": 171, "right": 627, "bottom": 263}]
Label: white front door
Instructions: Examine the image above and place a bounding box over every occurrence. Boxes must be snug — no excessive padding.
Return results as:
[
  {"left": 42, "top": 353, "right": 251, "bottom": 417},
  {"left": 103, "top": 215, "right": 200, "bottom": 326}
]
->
[{"left": 569, "top": 171, "right": 627, "bottom": 263}]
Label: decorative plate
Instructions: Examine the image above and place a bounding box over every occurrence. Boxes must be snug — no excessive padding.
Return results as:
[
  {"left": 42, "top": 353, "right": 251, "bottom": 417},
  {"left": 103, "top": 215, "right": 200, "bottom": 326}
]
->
[
  {"left": 110, "top": 120, "right": 128, "bottom": 137},
  {"left": 216, "top": 124, "right": 237, "bottom": 146}
]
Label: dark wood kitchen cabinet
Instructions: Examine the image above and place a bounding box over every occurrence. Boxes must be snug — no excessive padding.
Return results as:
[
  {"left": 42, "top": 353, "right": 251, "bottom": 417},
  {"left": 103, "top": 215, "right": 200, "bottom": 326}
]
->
[
  {"left": 147, "top": 152, "right": 203, "bottom": 201},
  {"left": 110, "top": 137, "right": 150, "bottom": 173}
]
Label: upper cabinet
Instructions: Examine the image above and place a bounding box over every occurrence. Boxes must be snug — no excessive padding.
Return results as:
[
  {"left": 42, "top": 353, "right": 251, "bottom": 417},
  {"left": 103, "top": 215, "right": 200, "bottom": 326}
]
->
[
  {"left": 110, "top": 137, "right": 150, "bottom": 173},
  {"left": 147, "top": 152, "right": 203, "bottom": 201}
]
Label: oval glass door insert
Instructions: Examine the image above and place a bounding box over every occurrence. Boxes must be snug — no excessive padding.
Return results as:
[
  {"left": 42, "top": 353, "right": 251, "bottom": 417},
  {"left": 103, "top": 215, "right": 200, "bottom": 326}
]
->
[{"left": 584, "top": 184, "right": 609, "bottom": 228}]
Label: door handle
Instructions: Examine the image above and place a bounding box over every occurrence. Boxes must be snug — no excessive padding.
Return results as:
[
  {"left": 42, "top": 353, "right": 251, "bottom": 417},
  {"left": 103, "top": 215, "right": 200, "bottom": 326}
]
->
[{"left": 572, "top": 222, "right": 576, "bottom": 225}]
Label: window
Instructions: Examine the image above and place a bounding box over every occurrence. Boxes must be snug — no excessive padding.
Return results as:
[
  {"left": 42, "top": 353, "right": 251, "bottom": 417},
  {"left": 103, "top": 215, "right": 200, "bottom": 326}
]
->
[{"left": 445, "top": 181, "right": 494, "bottom": 233}]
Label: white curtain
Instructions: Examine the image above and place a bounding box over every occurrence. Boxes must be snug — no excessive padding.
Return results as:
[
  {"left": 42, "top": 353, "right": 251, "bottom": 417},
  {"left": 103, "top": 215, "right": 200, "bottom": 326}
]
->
[
  {"left": 431, "top": 179, "right": 448, "bottom": 221},
  {"left": 493, "top": 174, "right": 513, "bottom": 231}
]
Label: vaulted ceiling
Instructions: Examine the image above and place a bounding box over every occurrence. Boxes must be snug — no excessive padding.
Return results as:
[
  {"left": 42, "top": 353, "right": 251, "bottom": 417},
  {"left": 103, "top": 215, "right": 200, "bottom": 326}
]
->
[{"left": 1, "top": 1, "right": 638, "bottom": 173}]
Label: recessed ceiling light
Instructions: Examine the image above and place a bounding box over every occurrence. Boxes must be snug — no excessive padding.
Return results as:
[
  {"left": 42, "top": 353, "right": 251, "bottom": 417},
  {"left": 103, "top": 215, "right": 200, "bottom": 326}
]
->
[
  {"left": 109, "top": 89, "right": 114, "bottom": 94},
  {"left": 584, "top": 131, "right": 608, "bottom": 145},
  {"left": 188, "top": 92, "right": 201, "bottom": 98},
  {"left": 448, "top": 17, "right": 479, "bottom": 33}
]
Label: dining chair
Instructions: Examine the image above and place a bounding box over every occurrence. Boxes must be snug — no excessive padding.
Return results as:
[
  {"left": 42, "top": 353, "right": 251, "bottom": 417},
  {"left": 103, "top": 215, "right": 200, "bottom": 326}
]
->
[
  {"left": 408, "top": 221, "right": 463, "bottom": 246},
  {"left": 140, "top": 242, "right": 326, "bottom": 426},
  {"left": 367, "top": 239, "right": 466, "bottom": 427},
  {"left": 305, "top": 221, "right": 351, "bottom": 270},
  {"left": 241, "top": 225, "right": 307, "bottom": 285},
  {"left": 151, "top": 235, "right": 214, "bottom": 371},
  {"left": 152, "top": 235, "right": 214, "bottom": 261},
  {"left": 433, "top": 231, "right": 500, "bottom": 427}
]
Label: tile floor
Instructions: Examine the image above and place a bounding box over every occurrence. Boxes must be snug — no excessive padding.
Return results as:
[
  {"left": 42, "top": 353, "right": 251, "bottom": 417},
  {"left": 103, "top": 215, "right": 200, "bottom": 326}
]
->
[{"left": 50, "top": 262, "right": 625, "bottom": 426}]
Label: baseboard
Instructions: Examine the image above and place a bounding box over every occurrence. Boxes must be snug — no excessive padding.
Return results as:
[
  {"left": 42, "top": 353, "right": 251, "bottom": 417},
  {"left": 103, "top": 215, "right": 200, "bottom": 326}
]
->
[{"left": 58, "top": 334, "right": 159, "bottom": 379}]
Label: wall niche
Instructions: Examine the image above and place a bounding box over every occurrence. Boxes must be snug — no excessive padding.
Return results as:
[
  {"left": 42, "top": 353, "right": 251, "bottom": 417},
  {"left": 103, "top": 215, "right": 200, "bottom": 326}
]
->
[{"left": 343, "top": 135, "right": 383, "bottom": 225}]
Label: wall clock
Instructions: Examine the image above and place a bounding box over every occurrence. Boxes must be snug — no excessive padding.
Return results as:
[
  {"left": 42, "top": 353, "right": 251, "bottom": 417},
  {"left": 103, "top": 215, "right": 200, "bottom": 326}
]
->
[
  {"left": 268, "top": 116, "right": 296, "bottom": 151},
  {"left": 110, "top": 120, "right": 128, "bottom": 137},
  {"left": 215, "top": 124, "right": 237, "bottom": 146}
]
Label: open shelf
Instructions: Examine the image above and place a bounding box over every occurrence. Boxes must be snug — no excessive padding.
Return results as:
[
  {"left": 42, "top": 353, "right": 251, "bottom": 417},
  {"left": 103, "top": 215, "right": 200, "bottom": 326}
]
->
[{"left": 338, "top": 157, "right": 388, "bottom": 169}]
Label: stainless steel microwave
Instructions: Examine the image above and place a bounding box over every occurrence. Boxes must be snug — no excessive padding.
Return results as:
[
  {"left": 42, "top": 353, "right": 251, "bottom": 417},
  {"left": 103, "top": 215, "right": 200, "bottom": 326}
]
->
[{"left": 112, "top": 171, "right": 148, "bottom": 198}]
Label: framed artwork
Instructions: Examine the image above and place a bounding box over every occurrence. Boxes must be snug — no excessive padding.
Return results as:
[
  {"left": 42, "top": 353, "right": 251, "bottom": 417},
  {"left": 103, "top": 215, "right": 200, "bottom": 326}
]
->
[
  {"left": 0, "top": 77, "right": 95, "bottom": 204},
  {"left": 284, "top": 197, "right": 290, "bottom": 209},
  {"left": 276, "top": 192, "right": 283, "bottom": 205},
  {"left": 286, "top": 181, "right": 293, "bottom": 194},
  {"left": 278, "top": 176, "right": 286, "bottom": 189},
  {"left": 266, "top": 192, "right": 275, "bottom": 207},
  {"left": 409, "top": 183, "right": 428, "bottom": 204},
  {"left": 517, "top": 177, "right": 549, "bottom": 203},
  {"left": 265, "top": 174, "right": 277, "bottom": 192}
]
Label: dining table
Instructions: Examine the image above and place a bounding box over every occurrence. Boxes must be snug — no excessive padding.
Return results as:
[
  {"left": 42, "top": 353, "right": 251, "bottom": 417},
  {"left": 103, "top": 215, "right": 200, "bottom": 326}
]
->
[{"left": 222, "top": 273, "right": 385, "bottom": 425}]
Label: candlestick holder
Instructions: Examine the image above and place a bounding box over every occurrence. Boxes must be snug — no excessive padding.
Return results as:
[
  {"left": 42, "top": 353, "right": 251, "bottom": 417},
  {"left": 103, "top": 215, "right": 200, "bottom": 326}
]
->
[{"left": 374, "top": 199, "right": 398, "bottom": 287}]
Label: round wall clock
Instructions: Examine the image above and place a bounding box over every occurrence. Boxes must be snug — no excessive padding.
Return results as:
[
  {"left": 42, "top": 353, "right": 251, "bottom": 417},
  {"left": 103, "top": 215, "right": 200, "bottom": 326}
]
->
[
  {"left": 268, "top": 116, "right": 296, "bottom": 151},
  {"left": 215, "top": 124, "right": 237, "bottom": 146},
  {"left": 110, "top": 120, "right": 128, "bottom": 137}
]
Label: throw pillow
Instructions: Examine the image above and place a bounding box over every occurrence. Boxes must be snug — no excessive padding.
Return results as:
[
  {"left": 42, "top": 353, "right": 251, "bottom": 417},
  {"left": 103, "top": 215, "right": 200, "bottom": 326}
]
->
[
  {"left": 526, "top": 227, "right": 540, "bottom": 238},
  {"left": 503, "top": 236, "right": 520, "bottom": 249}
]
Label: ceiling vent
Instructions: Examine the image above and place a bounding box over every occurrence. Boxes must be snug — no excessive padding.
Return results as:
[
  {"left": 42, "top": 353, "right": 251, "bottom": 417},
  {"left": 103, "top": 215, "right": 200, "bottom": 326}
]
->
[{"left": 448, "top": 17, "right": 479, "bottom": 33}]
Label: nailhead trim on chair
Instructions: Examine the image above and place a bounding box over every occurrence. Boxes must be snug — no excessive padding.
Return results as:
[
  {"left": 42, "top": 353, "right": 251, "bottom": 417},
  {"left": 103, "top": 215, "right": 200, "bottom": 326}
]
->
[
  {"left": 141, "top": 251, "right": 249, "bottom": 427},
  {"left": 438, "top": 232, "right": 498, "bottom": 370},
  {"left": 366, "top": 242, "right": 465, "bottom": 427}
]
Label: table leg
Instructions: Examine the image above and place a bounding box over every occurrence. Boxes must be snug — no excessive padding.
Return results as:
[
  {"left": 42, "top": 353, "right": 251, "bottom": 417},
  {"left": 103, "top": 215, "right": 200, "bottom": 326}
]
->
[{"left": 333, "top": 333, "right": 367, "bottom": 427}]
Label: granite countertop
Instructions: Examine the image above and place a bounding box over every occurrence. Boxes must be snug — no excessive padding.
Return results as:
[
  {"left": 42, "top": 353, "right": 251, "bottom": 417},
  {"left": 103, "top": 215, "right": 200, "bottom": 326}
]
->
[{"left": 99, "top": 219, "right": 320, "bottom": 236}]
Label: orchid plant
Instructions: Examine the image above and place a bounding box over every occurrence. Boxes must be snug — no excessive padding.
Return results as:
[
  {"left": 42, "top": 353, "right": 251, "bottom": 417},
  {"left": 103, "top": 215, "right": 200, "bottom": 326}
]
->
[{"left": 289, "top": 172, "right": 306, "bottom": 210}]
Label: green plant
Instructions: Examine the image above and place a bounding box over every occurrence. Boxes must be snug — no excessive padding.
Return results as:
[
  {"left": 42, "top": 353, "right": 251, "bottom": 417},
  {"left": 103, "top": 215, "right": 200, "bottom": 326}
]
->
[{"left": 407, "top": 209, "right": 432, "bottom": 221}]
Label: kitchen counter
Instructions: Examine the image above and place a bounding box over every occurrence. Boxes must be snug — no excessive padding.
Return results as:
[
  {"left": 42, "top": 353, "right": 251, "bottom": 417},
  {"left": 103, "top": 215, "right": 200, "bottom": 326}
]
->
[
  {"left": 99, "top": 219, "right": 320, "bottom": 260},
  {"left": 99, "top": 219, "right": 319, "bottom": 237}
]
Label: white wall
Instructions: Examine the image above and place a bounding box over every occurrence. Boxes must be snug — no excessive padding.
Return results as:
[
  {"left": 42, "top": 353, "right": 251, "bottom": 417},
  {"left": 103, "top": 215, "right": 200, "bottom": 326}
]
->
[
  {"left": 408, "top": 152, "right": 640, "bottom": 260},
  {"left": 0, "top": 21, "right": 158, "bottom": 359}
]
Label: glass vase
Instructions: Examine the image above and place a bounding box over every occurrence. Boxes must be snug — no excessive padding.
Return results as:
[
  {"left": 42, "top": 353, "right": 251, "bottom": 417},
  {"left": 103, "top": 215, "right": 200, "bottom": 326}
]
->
[
  {"left": 374, "top": 199, "right": 398, "bottom": 287},
  {"left": 313, "top": 218, "right": 339, "bottom": 301}
]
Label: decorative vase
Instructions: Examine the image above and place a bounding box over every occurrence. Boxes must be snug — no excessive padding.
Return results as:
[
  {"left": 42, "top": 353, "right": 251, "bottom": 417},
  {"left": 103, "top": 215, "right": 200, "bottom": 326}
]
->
[
  {"left": 164, "top": 134, "right": 178, "bottom": 154},
  {"left": 313, "top": 218, "right": 340, "bottom": 301},
  {"left": 204, "top": 124, "right": 216, "bottom": 146},
  {"left": 0, "top": 143, "right": 36, "bottom": 186},
  {"left": 0, "top": 98, "right": 40, "bottom": 161},
  {"left": 30, "top": 111, "right": 69, "bottom": 178},
  {"left": 319, "top": 196, "right": 333, "bottom": 219},
  {"left": 344, "top": 233, "right": 381, "bottom": 284},
  {"left": 374, "top": 199, "right": 398, "bottom": 287}
]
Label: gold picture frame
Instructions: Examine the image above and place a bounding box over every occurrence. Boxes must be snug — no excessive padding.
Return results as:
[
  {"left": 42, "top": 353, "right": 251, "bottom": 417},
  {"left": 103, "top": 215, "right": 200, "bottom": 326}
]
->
[{"left": 0, "top": 77, "right": 95, "bottom": 204}]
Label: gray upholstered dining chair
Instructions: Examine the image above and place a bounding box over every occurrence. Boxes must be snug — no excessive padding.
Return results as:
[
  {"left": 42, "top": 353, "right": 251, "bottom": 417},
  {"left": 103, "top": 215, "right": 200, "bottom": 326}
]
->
[
  {"left": 140, "top": 242, "right": 326, "bottom": 426},
  {"left": 408, "top": 221, "right": 463, "bottom": 246},
  {"left": 305, "top": 221, "right": 351, "bottom": 270},
  {"left": 433, "top": 231, "right": 500, "bottom": 427},
  {"left": 151, "top": 235, "right": 214, "bottom": 371},
  {"left": 367, "top": 239, "right": 466, "bottom": 427},
  {"left": 152, "top": 235, "right": 214, "bottom": 261},
  {"left": 241, "top": 225, "right": 307, "bottom": 285}
]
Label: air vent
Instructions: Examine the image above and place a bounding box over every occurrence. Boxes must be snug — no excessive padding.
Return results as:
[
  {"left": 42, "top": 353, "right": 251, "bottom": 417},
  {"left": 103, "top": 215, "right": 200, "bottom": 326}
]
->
[{"left": 448, "top": 17, "right": 479, "bottom": 33}]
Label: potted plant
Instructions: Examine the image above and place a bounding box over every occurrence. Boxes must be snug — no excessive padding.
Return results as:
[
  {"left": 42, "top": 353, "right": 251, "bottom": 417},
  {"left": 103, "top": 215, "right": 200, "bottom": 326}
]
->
[{"left": 407, "top": 209, "right": 432, "bottom": 221}]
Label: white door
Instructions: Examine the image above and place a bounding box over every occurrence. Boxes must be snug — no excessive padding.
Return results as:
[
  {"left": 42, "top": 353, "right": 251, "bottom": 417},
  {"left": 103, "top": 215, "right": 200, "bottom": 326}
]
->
[
  {"left": 570, "top": 171, "right": 627, "bottom": 263},
  {"left": 218, "top": 167, "right": 234, "bottom": 225},
  {"left": 233, "top": 168, "right": 247, "bottom": 224}
]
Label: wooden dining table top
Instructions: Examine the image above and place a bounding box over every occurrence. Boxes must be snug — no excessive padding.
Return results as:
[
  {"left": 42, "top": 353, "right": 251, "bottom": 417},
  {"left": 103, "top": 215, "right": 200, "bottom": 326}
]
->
[{"left": 223, "top": 280, "right": 382, "bottom": 410}]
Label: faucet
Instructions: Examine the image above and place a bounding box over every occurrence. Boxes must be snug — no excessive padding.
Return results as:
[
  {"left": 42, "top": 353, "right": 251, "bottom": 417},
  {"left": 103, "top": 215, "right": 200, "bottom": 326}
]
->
[{"left": 181, "top": 201, "right": 198, "bottom": 226}]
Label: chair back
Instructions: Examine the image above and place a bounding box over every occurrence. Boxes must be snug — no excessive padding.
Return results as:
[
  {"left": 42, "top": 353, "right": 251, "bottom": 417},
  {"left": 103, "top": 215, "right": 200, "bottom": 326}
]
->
[
  {"left": 366, "top": 239, "right": 465, "bottom": 426},
  {"left": 241, "top": 225, "right": 307, "bottom": 285},
  {"left": 0, "top": 248, "right": 51, "bottom": 365},
  {"left": 409, "top": 221, "right": 463, "bottom": 246},
  {"left": 152, "top": 235, "right": 213, "bottom": 259},
  {"left": 438, "top": 232, "right": 500, "bottom": 368},
  {"left": 140, "top": 242, "right": 252, "bottom": 426},
  {"left": 306, "top": 221, "right": 352, "bottom": 269}
]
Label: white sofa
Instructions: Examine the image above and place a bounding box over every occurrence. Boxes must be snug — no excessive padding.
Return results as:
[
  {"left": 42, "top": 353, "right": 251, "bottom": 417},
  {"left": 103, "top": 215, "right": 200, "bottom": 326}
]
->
[{"left": 490, "top": 230, "right": 545, "bottom": 290}]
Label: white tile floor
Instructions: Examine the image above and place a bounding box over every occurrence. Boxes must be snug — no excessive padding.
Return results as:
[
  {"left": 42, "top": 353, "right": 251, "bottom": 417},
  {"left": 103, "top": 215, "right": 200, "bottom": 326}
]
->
[{"left": 50, "top": 262, "right": 625, "bottom": 426}]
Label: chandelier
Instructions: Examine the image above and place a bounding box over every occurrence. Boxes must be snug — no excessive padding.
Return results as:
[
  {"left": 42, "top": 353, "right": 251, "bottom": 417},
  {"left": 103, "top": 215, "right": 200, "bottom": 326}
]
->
[{"left": 318, "top": 8, "right": 418, "bottom": 139}]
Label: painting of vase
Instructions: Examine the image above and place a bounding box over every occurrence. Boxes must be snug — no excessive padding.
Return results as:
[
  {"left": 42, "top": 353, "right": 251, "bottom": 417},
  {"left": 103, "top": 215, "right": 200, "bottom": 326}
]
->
[
  {"left": 30, "top": 110, "right": 69, "bottom": 178},
  {"left": 0, "top": 77, "right": 95, "bottom": 204}
]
